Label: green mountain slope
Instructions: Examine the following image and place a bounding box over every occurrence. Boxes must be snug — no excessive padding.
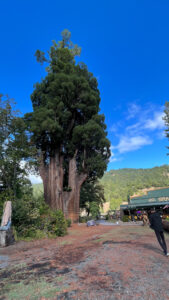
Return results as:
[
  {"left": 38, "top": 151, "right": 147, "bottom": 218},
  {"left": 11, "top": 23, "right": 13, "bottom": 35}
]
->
[
  {"left": 33, "top": 183, "right": 43, "bottom": 197},
  {"left": 100, "top": 165, "right": 169, "bottom": 209},
  {"left": 33, "top": 165, "right": 169, "bottom": 210}
]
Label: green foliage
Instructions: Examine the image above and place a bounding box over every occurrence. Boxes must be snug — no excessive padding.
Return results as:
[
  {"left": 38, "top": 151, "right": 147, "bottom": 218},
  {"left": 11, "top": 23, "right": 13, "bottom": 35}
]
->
[
  {"left": 11, "top": 186, "right": 67, "bottom": 239},
  {"left": 45, "top": 210, "right": 67, "bottom": 236},
  {"left": 3, "top": 280, "right": 61, "bottom": 299},
  {"left": 0, "top": 95, "right": 35, "bottom": 204},
  {"left": 80, "top": 181, "right": 105, "bottom": 215},
  {"left": 66, "top": 218, "right": 72, "bottom": 227},
  {"left": 122, "top": 215, "right": 130, "bottom": 222},
  {"left": 25, "top": 30, "right": 110, "bottom": 193},
  {"left": 101, "top": 165, "right": 169, "bottom": 209},
  {"left": 32, "top": 183, "right": 44, "bottom": 198},
  {"left": 89, "top": 201, "right": 100, "bottom": 219},
  {"left": 79, "top": 216, "right": 90, "bottom": 223}
]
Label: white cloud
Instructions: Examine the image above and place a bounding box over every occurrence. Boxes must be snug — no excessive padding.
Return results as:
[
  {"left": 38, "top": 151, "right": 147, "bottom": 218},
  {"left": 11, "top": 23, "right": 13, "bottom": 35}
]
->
[
  {"left": 126, "top": 111, "right": 165, "bottom": 136},
  {"left": 109, "top": 149, "right": 117, "bottom": 162},
  {"left": 156, "top": 130, "right": 166, "bottom": 140},
  {"left": 110, "top": 102, "right": 165, "bottom": 160},
  {"left": 112, "top": 135, "right": 153, "bottom": 154},
  {"left": 126, "top": 103, "right": 141, "bottom": 120},
  {"left": 109, "top": 121, "right": 123, "bottom": 133},
  {"left": 126, "top": 122, "right": 141, "bottom": 135},
  {"left": 110, "top": 157, "right": 118, "bottom": 162},
  {"left": 144, "top": 112, "right": 165, "bottom": 130},
  {"left": 110, "top": 124, "right": 118, "bottom": 133}
]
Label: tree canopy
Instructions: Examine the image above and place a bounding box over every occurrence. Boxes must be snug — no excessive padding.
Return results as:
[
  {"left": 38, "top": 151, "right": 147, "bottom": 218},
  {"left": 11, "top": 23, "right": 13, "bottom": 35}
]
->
[
  {"left": 25, "top": 30, "right": 110, "bottom": 220},
  {"left": 0, "top": 95, "right": 31, "bottom": 199}
]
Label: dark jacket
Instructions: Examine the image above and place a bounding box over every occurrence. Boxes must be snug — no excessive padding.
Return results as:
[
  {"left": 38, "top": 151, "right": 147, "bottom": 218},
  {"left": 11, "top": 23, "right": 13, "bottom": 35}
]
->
[{"left": 149, "top": 212, "right": 163, "bottom": 232}]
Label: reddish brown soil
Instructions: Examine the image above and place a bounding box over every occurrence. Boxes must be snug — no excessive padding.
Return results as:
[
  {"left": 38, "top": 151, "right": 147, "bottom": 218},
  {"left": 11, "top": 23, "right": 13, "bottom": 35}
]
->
[{"left": 1, "top": 224, "right": 169, "bottom": 299}]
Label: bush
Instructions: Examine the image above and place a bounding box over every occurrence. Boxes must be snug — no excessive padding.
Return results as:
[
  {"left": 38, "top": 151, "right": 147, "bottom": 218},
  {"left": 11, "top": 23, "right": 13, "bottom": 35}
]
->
[
  {"left": 1, "top": 184, "right": 68, "bottom": 239},
  {"left": 44, "top": 210, "right": 67, "bottom": 237},
  {"left": 79, "top": 216, "right": 90, "bottom": 223},
  {"left": 122, "top": 215, "right": 129, "bottom": 222},
  {"left": 52, "top": 210, "right": 67, "bottom": 236},
  {"left": 89, "top": 202, "right": 100, "bottom": 220},
  {"left": 12, "top": 190, "right": 68, "bottom": 239},
  {"left": 66, "top": 218, "right": 72, "bottom": 227}
]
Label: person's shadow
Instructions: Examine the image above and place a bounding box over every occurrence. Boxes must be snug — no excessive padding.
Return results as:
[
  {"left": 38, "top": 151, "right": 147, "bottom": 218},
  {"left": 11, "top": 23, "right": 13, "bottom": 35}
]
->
[{"left": 103, "top": 240, "right": 162, "bottom": 255}]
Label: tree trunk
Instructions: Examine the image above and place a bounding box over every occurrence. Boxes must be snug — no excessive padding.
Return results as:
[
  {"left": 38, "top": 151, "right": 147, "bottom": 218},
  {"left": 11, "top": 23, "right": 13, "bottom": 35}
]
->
[
  {"left": 63, "top": 155, "right": 87, "bottom": 222},
  {"left": 39, "top": 152, "right": 64, "bottom": 210},
  {"left": 39, "top": 151, "right": 87, "bottom": 222}
]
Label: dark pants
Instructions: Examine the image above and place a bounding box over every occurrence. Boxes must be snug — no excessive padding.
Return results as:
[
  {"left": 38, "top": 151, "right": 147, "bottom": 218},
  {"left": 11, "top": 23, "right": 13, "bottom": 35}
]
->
[{"left": 154, "top": 230, "right": 167, "bottom": 254}]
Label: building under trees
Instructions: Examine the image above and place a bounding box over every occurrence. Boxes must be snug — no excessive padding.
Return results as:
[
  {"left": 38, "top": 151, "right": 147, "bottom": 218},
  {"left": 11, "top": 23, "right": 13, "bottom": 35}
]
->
[{"left": 120, "top": 187, "right": 169, "bottom": 219}]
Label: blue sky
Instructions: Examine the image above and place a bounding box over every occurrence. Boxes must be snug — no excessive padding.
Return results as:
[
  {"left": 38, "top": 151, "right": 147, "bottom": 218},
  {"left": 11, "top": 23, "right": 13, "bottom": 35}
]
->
[{"left": 1, "top": 0, "right": 169, "bottom": 179}]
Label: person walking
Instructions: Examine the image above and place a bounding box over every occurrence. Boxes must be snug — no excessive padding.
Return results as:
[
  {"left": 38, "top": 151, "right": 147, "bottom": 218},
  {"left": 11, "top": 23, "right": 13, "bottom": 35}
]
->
[
  {"left": 142, "top": 211, "right": 149, "bottom": 226},
  {"left": 149, "top": 208, "right": 169, "bottom": 256}
]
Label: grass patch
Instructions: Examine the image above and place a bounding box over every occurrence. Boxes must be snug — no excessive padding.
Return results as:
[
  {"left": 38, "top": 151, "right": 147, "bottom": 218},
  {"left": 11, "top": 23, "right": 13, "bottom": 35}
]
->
[
  {"left": 58, "top": 240, "right": 73, "bottom": 246},
  {"left": 92, "top": 238, "right": 105, "bottom": 243},
  {"left": 68, "top": 229, "right": 83, "bottom": 236},
  {"left": 56, "top": 276, "right": 64, "bottom": 282},
  {"left": 3, "top": 279, "right": 62, "bottom": 299}
]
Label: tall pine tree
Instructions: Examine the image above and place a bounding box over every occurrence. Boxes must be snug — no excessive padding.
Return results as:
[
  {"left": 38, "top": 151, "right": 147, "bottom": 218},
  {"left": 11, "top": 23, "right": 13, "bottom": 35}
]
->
[{"left": 25, "top": 30, "right": 110, "bottom": 221}]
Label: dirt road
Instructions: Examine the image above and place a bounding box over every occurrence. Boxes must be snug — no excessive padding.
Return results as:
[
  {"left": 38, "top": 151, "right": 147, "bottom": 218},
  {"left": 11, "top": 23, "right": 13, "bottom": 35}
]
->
[{"left": 0, "top": 224, "right": 169, "bottom": 299}]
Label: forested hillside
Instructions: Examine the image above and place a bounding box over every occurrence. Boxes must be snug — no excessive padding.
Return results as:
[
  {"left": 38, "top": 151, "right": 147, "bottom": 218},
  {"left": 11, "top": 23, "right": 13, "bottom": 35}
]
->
[
  {"left": 100, "top": 165, "right": 169, "bottom": 209},
  {"left": 33, "top": 165, "right": 169, "bottom": 211}
]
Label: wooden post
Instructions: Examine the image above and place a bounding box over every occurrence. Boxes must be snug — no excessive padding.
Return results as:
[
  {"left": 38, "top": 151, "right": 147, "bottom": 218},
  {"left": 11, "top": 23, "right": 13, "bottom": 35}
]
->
[{"left": 0, "top": 201, "right": 14, "bottom": 247}]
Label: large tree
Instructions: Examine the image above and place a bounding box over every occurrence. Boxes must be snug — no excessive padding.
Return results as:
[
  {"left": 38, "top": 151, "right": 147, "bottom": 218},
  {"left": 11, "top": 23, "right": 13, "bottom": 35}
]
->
[
  {"left": 0, "top": 95, "right": 31, "bottom": 199},
  {"left": 25, "top": 30, "right": 110, "bottom": 221}
]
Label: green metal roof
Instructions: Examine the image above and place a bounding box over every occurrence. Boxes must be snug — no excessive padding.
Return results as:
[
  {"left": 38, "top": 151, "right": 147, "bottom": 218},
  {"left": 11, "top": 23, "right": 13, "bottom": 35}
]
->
[
  {"left": 120, "top": 201, "right": 169, "bottom": 210},
  {"left": 120, "top": 187, "right": 169, "bottom": 210},
  {"left": 130, "top": 187, "right": 169, "bottom": 205},
  {"left": 128, "top": 201, "right": 169, "bottom": 209}
]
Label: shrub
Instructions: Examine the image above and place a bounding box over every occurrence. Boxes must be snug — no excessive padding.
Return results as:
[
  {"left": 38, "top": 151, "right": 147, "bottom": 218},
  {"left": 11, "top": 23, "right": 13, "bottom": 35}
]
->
[
  {"left": 52, "top": 210, "right": 67, "bottom": 236},
  {"left": 12, "top": 190, "right": 68, "bottom": 239},
  {"left": 105, "top": 212, "right": 112, "bottom": 220},
  {"left": 66, "top": 218, "right": 72, "bottom": 227},
  {"left": 122, "top": 215, "right": 129, "bottom": 222},
  {"left": 45, "top": 210, "right": 67, "bottom": 237},
  {"left": 0, "top": 183, "right": 68, "bottom": 239},
  {"left": 79, "top": 216, "right": 90, "bottom": 223},
  {"left": 89, "top": 202, "right": 100, "bottom": 220}
]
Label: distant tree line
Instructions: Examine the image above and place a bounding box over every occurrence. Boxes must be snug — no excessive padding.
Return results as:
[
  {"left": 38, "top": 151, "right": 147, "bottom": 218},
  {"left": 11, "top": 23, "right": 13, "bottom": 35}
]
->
[{"left": 101, "top": 165, "right": 169, "bottom": 209}]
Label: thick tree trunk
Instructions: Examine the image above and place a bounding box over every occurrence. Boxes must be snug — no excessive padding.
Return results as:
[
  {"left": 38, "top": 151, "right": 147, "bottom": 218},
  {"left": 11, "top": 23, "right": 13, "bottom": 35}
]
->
[
  {"left": 63, "top": 155, "right": 87, "bottom": 222},
  {"left": 39, "top": 151, "right": 87, "bottom": 222},
  {"left": 39, "top": 152, "right": 64, "bottom": 210}
]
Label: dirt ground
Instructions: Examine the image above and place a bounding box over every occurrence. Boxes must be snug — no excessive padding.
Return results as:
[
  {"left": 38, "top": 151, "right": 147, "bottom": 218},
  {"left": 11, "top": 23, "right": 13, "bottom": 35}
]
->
[{"left": 1, "top": 224, "right": 169, "bottom": 299}]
